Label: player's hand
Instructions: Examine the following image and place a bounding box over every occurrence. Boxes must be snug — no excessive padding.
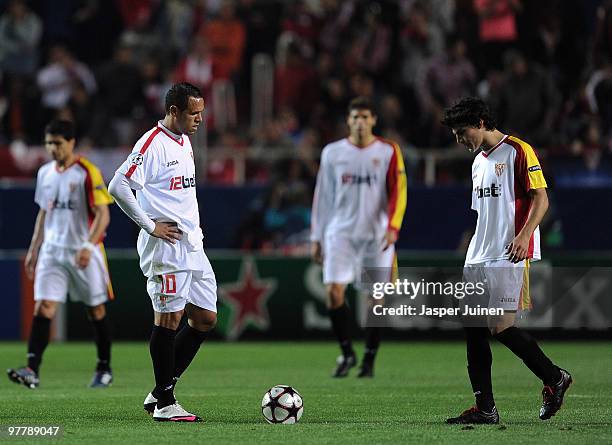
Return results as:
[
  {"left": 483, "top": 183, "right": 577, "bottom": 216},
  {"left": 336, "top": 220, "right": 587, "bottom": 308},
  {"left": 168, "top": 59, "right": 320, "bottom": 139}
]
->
[
  {"left": 25, "top": 248, "right": 38, "bottom": 279},
  {"left": 311, "top": 241, "right": 323, "bottom": 264},
  {"left": 383, "top": 229, "right": 398, "bottom": 251},
  {"left": 151, "top": 222, "right": 183, "bottom": 244},
  {"left": 506, "top": 233, "right": 530, "bottom": 263},
  {"left": 76, "top": 248, "right": 91, "bottom": 269}
]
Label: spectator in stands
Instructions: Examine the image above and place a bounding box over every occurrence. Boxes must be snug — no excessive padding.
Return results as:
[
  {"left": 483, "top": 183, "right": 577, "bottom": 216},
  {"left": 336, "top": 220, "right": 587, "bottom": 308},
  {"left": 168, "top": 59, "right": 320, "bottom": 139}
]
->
[
  {"left": 116, "top": 0, "right": 157, "bottom": 31},
  {"left": 591, "top": 0, "right": 612, "bottom": 69},
  {"left": 94, "top": 44, "right": 144, "bottom": 145},
  {"left": 491, "top": 50, "right": 561, "bottom": 146},
  {"left": 561, "top": 118, "right": 612, "bottom": 187},
  {"left": 199, "top": 0, "right": 246, "bottom": 79},
  {"left": 173, "top": 36, "right": 217, "bottom": 110},
  {"left": 157, "top": 0, "right": 197, "bottom": 56},
  {"left": 141, "top": 58, "right": 170, "bottom": 120},
  {"left": 399, "top": 2, "right": 444, "bottom": 90},
  {"left": 318, "top": 0, "right": 355, "bottom": 54},
  {"left": 585, "top": 61, "right": 612, "bottom": 139},
  {"left": 417, "top": 34, "right": 477, "bottom": 145},
  {"left": 344, "top": 2, "right": 392, "bottom": 79},
  {"left": 0, "top": 0, "right": 42, "bottom": 76},
  {"left": 36, "top": 45, "right": 97, "bottom": 112},
  {"left": 473, "top": 0, "right": 522, "bottom": 72},
  {"left": 63, "top": 80, "right": 96, "bottom": 144},
  {"left": 263, "top": 160, "right": 312, "bottom": 251},
  {"left": 280, "top": 0, "right": 320, "bottom": 53},
  {"left": 275, "top": 42, "right": 317, "bottom": 121}
]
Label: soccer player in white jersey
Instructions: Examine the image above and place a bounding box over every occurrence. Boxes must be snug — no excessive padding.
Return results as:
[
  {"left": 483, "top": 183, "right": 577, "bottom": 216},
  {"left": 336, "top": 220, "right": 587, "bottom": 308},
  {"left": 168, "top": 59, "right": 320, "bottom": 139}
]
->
[
  {"left": 109, "top": 82, "right": 215, "bottom": 422},
  {"left": 311, "top": 97, "right": 407, "bottom": 378},
  {"left": 442, "top": 97, "right": 572, "bottom": 424},
  {"left": 8, "top": 120, "right": 115, "bottom": 389}
]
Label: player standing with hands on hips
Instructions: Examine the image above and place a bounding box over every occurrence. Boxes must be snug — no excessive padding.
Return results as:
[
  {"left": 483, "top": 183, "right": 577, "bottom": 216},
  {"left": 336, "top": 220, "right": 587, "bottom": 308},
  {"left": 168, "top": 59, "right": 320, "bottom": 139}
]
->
[
  {"left": 311, "top": 97, "right": 407, "bottom": 378},
  {"left": 109, "top": 82, "right": 217, "bottom": 422}
]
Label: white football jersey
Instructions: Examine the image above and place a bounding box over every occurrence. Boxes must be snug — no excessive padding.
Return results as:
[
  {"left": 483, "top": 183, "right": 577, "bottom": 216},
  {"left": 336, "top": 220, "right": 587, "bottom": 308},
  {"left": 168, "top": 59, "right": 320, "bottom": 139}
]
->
[
  {"left": 115, "top": 122, "right": 207, "bottom": 276},
  {"left": 466, "top": 135, "right": 547, "bottom": 265},
  {"left": 34, "top": 157, "right": 113, "bottom": 249},
  {"left": 311, "top": 137, "right": 407, "bottom": 242},
  {"left": 116, "top": 123, "right": 200, "bottom": 236}
]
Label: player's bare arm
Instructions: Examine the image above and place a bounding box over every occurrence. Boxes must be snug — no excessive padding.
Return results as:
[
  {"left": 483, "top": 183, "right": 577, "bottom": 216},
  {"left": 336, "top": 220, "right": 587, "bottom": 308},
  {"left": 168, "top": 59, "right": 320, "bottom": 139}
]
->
[
  {"left": 311, "top": 241, "right": 323, "bottom": 264},
  {"left": 383, "top": 229, "right": 398, "bottom": 251},
  {"left": 506, "top": 188, "right": 549, "bottom": 263},
  {"left": 25, "top": 208, "right": 46, "bottom": 279},
  {"left": 76, "top": 204, "right": 110, "bottom": 269}
]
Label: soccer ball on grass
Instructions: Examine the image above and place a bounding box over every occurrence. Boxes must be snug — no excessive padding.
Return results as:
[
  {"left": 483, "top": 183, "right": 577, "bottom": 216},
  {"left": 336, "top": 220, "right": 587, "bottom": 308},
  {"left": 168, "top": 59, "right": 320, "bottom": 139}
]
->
[{"left": 261, "top": 385, "right": 303, "bottom": 424}]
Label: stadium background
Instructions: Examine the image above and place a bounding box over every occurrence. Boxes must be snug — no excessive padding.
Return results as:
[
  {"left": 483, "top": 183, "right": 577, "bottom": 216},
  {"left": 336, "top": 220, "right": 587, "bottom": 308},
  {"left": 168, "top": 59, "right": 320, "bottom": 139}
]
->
[{"left": 0, "top": 0, "right": 610, "bottom": 342}]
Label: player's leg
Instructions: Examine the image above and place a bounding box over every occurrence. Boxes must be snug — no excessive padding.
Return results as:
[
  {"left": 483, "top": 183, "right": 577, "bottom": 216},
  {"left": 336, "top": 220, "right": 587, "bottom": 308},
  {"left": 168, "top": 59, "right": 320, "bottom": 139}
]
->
[
  {"left": 174, "top": 270, "right": 217, "bottom": 380},
  {"left": 85, "top": 303, "right": 113, "bottom": 387},
  {"left": 72, "top": 246, "right": 113, "bottom": 387},
  {"left": 7, "top": 300, "right": 58, "bottom": 389},
  {"left": 359, "top": 245, "right": 397, "bottom": 377},
  {"left": 487, "top": 261, "right": 571, "bottom": 420},
  {"left": 323, "top": 236, "right": 357, "bottom": 377},
  {"left": 490, "top": 312, "right": 571, "bottom": 420},
  {"left": 145, "top": 272, "right": 201, "bottom": 422},
  {"left": 327, "top": 283, "right": 357, "bottom": 377},
  {"left": 359, "top": 324, "right": 380, "bottom": 377},
  {"left": 446, "top": 323, "right": 499, "bottom": 424},
  {"left": 174, "top": 305, "right": 216, "bottom": 377},
  {"left": 447, "top": 265, "right": 499, "bottom": 424},
  {"left": 151, "top": 309, "right": 182, "bottom": 407},
  {"left": 8, "top": 249, "right": 67, "bottom": 389}
]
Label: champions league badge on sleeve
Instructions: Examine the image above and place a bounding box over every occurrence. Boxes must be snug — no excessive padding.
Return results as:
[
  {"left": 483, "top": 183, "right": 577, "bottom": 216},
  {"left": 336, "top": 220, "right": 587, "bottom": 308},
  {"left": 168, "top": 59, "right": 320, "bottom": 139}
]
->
[{"left": 129, "top": 153, "right": 144, "bottom": 166}]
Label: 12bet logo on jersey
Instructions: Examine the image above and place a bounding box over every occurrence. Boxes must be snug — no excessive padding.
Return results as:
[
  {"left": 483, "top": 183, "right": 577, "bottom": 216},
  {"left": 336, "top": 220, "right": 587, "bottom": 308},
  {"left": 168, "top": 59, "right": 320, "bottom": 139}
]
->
[
  {"left": 476, "top": 183, "right": 501, "bottom": 198},
  {"left": 169, "top": 174, "right": 196, "bottom": 190}
]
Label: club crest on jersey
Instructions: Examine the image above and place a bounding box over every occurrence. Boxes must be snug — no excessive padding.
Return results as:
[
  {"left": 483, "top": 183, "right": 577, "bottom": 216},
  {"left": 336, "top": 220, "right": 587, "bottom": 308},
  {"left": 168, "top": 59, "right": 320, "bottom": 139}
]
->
[
  {"left": 169, "top": 174, "right": 196, "bottom": 190},
  {"left": 69, "top": 182, "right": 78, "bottom": 193},
  {"left": 372, "top": 158, "right": 380, "bottom": 167},
  {"left": 495, "top": 163, "right": 505, "bottom": 177},
  {"left": 129, "top": 153, "right": 144, "bottom": 166}
]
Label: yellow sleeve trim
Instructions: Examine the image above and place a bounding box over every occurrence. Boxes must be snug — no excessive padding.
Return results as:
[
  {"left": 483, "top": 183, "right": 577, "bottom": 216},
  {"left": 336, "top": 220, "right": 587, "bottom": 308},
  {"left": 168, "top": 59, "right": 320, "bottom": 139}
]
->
[
  {"left": 509, "top": 136, "right": 547, "bottom": 190},
  {"left": 79, "top": 157, "right": 114, "bottom": 206},
  {"left": 389, "top": 141, "right": 408, "bottom": 230}
]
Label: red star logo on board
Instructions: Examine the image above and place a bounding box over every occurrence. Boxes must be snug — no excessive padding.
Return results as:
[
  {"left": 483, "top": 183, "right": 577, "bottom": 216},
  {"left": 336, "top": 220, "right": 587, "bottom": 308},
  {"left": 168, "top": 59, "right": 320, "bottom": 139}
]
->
[{"left": 220, "top": 258, "right": 277, "bottom": 339}]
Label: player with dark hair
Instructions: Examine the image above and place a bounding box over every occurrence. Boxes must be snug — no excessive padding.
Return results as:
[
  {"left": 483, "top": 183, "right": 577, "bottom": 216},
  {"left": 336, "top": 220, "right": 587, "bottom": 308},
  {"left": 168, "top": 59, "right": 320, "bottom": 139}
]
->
[
  {"left": 442, "top": 97, "right": 572, "bottom": 424},
  {"left": 109, "top": 82, "right": 215, "bottom": 422},
  {"left": 8, "top": 119, "right": 115, "bottom": 389},
  {"left": 311, "top": 96, "right": 407, "bottom": 378}
]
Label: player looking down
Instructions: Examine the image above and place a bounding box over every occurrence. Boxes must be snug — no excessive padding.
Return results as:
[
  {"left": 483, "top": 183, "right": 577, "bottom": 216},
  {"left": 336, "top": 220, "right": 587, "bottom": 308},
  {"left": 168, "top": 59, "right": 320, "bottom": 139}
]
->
[
  {"left": 311, "top": 96, "right": 407, "bottom": 378},
  {"left": 442, "top": 97, "right": 572, "bottom": 424},
  {"left": 8, "top": 119, "right": 114, "bottom": 389},
  {"left": 109, "top": 82, "right": 216, "bottom": 422}
]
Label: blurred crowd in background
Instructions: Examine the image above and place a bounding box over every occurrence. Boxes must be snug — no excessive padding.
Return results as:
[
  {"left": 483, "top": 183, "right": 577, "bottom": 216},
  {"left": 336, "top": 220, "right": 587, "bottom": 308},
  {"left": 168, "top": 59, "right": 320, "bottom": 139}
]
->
[{"left": 0, "top": 0, "right": 611, "bottom": 250}]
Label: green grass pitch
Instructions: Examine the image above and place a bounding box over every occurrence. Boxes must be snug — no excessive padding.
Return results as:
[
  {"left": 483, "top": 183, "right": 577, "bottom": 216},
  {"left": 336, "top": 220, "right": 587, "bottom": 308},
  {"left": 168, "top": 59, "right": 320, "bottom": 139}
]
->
[{"left": 1, "top": 341, "right": 611, "bottom": 444}]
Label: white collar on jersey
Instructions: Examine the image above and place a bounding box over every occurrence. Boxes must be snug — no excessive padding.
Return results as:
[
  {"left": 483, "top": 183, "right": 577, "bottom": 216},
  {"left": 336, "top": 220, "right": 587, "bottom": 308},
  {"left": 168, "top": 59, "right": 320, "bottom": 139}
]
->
[{"left": 157, "top": 121, "right": 183, "bottom": 141}]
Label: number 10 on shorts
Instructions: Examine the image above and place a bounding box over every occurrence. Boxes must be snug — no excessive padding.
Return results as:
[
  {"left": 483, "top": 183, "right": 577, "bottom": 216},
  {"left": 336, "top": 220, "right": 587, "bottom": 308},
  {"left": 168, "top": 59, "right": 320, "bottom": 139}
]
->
[{"left": 160, "top": 274, "right": 177, "bottom": 294}]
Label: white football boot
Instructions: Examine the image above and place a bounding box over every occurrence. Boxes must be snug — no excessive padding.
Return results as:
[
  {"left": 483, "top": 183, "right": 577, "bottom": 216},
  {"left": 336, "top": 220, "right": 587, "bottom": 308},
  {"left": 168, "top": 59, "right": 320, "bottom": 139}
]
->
[{"left": 153, "top": 402, "right": 202, "bottom": 422}]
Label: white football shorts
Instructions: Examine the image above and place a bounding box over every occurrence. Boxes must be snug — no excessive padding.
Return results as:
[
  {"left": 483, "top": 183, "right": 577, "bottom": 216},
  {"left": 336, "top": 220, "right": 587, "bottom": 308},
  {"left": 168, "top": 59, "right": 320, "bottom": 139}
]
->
[
  {"left": 322, "top": 234, "right": 396, "bottom": 287},
  {"left": 463, "top": 259, "right": 527, "bottom": 311},
  {"left": 147, "top": 269, "right": 217, "bottom": 313},
  {"left": 34, "top": 243, "right": 112, "bottom": 307}
]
